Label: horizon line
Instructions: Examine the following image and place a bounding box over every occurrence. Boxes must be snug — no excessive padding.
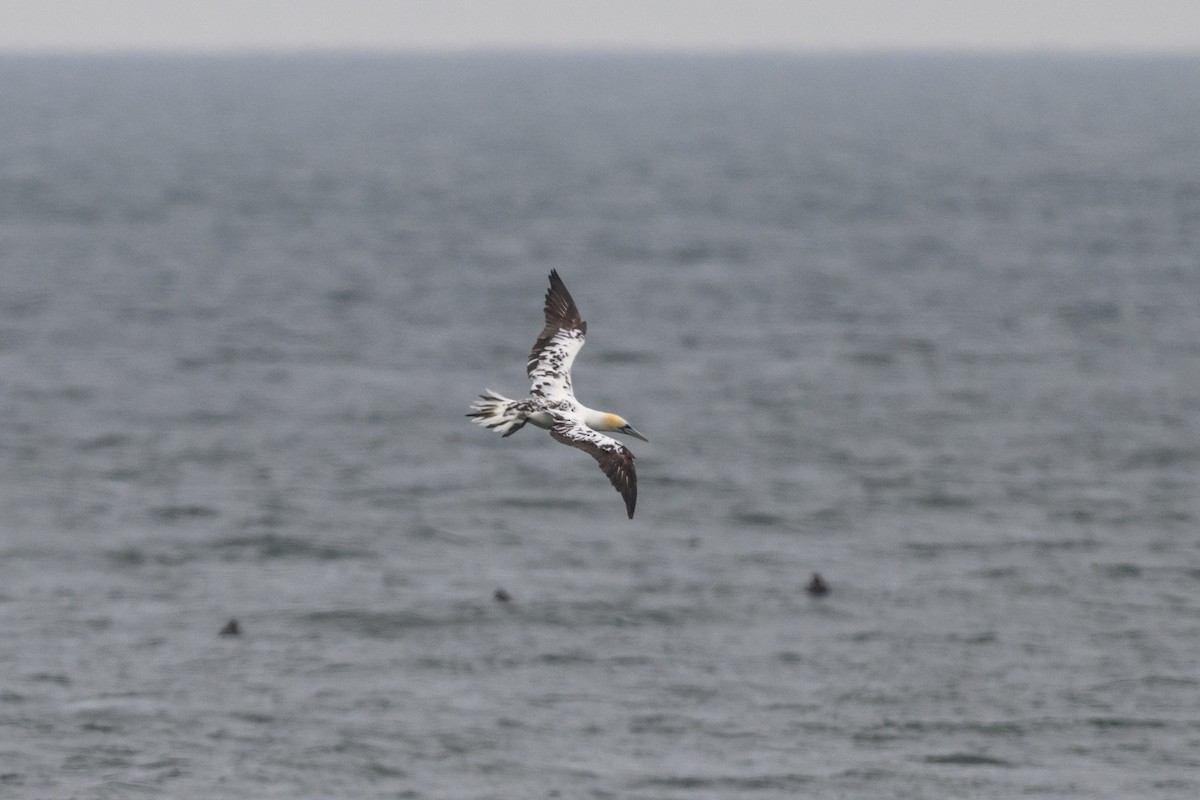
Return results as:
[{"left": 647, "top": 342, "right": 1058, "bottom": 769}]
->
[{"left": 3, "top": 43, "right": 1200, "bottom": 58}]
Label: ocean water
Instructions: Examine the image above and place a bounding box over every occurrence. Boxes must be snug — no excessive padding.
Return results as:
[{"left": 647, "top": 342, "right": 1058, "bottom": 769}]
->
[{"left": 1, "top": 52, "right": 1200, "bottom": 798}]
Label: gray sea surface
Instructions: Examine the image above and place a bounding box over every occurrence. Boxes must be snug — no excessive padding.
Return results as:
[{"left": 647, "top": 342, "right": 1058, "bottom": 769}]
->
[{"left": 2, "top": 53, "right": 1200, "bottom": 798}]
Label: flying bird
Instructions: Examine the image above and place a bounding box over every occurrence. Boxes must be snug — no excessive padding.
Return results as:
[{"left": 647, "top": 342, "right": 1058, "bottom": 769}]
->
[{"left": 468, "top": 270, "right": 648, "bottom": 518}]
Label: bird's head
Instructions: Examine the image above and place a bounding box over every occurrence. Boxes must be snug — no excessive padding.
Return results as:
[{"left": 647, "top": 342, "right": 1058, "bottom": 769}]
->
[{"left": 603, "top": 413, "right": 649, "bottom": 442}]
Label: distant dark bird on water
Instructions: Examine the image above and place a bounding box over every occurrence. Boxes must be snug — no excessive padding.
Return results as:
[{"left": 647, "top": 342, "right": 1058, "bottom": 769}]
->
[
  {"left": 468, "top": 270, "right": 648, "bottom": 518},
  {"left": 219, "top": 618, "right": 241, "bottom": 636},
  {"left": 493, "top": 588, "right": 512, "bottom": 603},
  {"left": 806, "top": 573, "right": 830, "bottom": 597}
]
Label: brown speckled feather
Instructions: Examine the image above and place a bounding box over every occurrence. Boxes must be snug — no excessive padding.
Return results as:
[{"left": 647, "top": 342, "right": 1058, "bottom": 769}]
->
[
  {"left": 527, "top": 270, "right": 587, "bottom": 400},
  {"left": 550, "top": 419, "right": 637, "bottom": 519}
]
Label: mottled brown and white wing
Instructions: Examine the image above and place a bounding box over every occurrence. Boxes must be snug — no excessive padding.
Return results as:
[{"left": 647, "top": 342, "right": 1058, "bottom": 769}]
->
[
  {"left": 527, "top": 270, "right": 586, "bottom": 402},
  {"left": 549, "top": 419, "right": 637, "bottom": 519}
]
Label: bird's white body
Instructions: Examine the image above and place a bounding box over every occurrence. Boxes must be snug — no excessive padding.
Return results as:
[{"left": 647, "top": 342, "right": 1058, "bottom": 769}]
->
[
  {"left": 472, "top": 392, "right": 622, "bottom": 436},
  {"left": 535, "top": 405, "right": 614, "bottom": 432}
]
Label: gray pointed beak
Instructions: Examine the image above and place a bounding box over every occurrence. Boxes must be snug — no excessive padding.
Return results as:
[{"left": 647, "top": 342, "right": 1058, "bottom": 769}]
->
[{"left": 622, "top": 425, "right": 649, "bottom": 443}]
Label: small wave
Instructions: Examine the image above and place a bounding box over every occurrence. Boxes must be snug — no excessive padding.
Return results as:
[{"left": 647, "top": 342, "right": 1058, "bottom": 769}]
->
[
  {"left": 300, "top": 609, "right": 438, "bottom": 636},
  {"left": 628, "top": 713, "right": 696, "bottom": 735},
  {"left": 500, "top": 496, "right": 590, "bottom": 512},
  {"left": 1057, "top": 300, "right": 1121, "bottom": 327},
  {"left": 529, "top": 598, "right": 708, "bottom": 628},
  {"left": 847, "top": 350, "right": 895, "bottom": 366},
  {"left": 730, "top": 508, "right": 786, "bottom": 527},
  {"left": 537, "top": 650, "right": 594, "bottom": 666},
  {"left": 27, "top": 673, "right": 71, "bottom": 686},
  {"left": 337, "top": 486, "right": 418, "bottom": 509},
  {"left": 922, "top": 752, "right": 1013, "bottom": 767},
  {"left": 212, "top": 533, "right": 369, "bottom": 561},
  {"left": 76, "top": 433, "right": 132, "bottom": 451},
  {"left": 1121, "top": 445, "right": 1199, "bottom": 470},
  {"left": 634, "top": 773, "right": 814, "bottom": 790},
  {"left": 594, "top": 349, "right": 654, "bottom": 364},
  {"left": 863, "top": 719, "right": 1028, "bottom": 739},
  {"left": 912, "top": 491, "right": 976, "bottom": 510},
  {"left": 104, "top": 546, "right": 192, "bottom": 568},
  {"left": 149, "top": 504, "right": 219, "bottom": 522},
  {"left": 1086, "top": 717, "right": 1169, "bottom": 730},
  {"left": 299, "top": 605, "right": 489, "bottom": 638},
  {"left": 412, "top": 656, "right": 477, "bottom": 674},
  {"left": 1097, "top": 562, "right": 1142, "bottom": 578}
]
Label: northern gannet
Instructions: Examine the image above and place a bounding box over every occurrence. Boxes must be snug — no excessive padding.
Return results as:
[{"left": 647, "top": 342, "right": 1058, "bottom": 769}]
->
[{"left": 468, "top": 270, "right": 648, "bottom": 518}]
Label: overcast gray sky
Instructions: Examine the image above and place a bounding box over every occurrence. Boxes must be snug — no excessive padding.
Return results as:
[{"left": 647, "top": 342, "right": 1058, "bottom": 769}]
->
[{"left": 3, "top": 1, "right": 1200, "bottom": 53}]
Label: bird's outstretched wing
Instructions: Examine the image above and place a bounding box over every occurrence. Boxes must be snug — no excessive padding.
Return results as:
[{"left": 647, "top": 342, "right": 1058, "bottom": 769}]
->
[
  {"left": 527, "top": 270, "right": 586, "bottom": 402},
  {"left": 549, "top": 418, "right": 637, "bottom": 519}
]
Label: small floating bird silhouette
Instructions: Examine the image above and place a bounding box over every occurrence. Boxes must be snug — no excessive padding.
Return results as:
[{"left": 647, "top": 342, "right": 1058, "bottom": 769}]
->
[
  {"left": 219, "top": 618, "right": 241, "bottom": 636},
  {"left": 806, "top": 573, "right": 830, "bottom": 597},
  {"left": 469, "top": 270, "right": 648, "bottom": 518}
]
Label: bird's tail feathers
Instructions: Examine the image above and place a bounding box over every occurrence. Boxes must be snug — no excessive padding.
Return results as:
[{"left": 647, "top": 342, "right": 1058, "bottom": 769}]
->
[{"left": 467, "top": 389, "right": 527, "bottom": 437}]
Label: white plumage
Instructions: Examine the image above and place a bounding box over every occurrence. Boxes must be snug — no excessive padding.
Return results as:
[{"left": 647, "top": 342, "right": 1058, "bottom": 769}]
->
[{"left": 468, "top": 270, "right": 647, "bottom": 518}]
